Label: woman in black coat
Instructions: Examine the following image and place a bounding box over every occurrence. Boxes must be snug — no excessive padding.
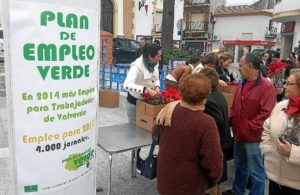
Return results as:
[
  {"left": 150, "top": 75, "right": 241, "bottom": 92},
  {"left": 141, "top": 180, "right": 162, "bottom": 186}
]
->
[{"left": 200, "top": 68, "right": 233, "bottom": 195}]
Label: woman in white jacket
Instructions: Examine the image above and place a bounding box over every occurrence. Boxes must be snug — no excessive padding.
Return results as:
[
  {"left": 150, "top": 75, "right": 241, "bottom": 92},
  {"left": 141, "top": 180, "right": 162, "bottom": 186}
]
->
[
  {"left": 260, "top": 70, "right": 300, "bottom": 195},
  {"left": 123, "top": 43, "right": 162, "bottom": 170}
]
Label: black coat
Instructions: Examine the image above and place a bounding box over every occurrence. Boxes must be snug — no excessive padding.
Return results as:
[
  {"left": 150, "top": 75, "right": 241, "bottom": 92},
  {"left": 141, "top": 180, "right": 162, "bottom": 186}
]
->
[{"left": 204, "top": 88, "right": 232, "bottom": 151}]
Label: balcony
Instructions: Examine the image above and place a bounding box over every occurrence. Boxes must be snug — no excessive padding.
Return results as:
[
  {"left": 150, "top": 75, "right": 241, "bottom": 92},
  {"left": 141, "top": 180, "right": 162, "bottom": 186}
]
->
[
  {"left": 265, "top": 27, "right": 277, "bottom": 39},
  {"left": 184, "top": 0, "right": 210, "bottom": 6},
  {"left": 185, "top": 21, "right": 208, "bottom": 32}
]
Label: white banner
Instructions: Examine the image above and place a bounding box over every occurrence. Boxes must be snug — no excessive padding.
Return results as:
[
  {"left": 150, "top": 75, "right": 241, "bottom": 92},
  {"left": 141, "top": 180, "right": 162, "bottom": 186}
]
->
[{"left": 9, "top": 1, "right": 98, "bottom": 194}]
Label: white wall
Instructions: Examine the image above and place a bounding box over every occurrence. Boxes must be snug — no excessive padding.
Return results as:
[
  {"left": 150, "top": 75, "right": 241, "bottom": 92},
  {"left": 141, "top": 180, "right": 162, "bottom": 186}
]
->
[
  {"left": 274, "top": 0, "right": 300, "bottom": 16},
  {"left": 133, "top": 0, "right": 183, "bottom": 41},
  {"left": 212, "top": 15, "right": 273, "bottom": 49},
  {"left": 210, "top": 0, "right": 226, "bottom": 14},
  {"left": 117, "top": 0, "right": 123, "bottom": 36},
  {"left": 173, "top": 0, "right": 184, "bottom": 41},
  {"left": 134, "top": 0, "right": 155, "bottom": 38},
  {"left": 293, "top": 20, "right": 300, "bottom": 49}
]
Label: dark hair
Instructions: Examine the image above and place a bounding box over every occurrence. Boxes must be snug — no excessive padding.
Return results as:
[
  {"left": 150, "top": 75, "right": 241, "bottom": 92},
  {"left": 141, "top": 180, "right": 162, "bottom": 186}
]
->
[
  {"left": 262, "top": 52, "right": 269, "bottom": 57},
  {"left": 245, "top": 53, "right": 261, "bottom": 70},
  {"left": 202, "top": 53, "right": 219, "bottom": 66},
  {"left": 189, "top": 57, "right": 201, "bottom": 65},
  {"left": 199, "top": 68, "right": 219, "bottom": 89},
  {"left": 289, "top": 51, "right": 296, "bottom": 59},
  {"left": 298, "top": 55, "right": 300, "bottom": 63},
  {"left": 143, "top": 43, "right": 161, "bottom": 59},
  {"left": 179, "top": 74, "right": 211, "bottom": 105},
  {"left": 153, "top": 40, "right": 160, "bottom": 45},
  {"left": 140, "top": 37, "right": 146, "bottom": 41}
]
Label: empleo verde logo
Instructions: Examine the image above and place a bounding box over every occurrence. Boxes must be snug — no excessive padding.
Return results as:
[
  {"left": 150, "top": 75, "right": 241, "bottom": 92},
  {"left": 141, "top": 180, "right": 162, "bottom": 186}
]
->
[{"left": 62, "top": 148, "right": 94, "bottom": 171}]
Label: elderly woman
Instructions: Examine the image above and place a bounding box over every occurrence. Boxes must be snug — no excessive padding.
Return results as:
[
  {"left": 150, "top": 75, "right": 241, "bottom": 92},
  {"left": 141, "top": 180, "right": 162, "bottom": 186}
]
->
[
  {"left": 260, "top": 70, "right": 300, "bottom": 195},
  {"left": 156, "top": 74, "right": 223, "bottom": 195}
]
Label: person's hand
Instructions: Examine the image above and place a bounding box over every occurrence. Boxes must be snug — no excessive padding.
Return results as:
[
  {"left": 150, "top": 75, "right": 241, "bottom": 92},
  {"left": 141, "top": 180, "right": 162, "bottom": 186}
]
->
[
  {"left": 154, "top": 86, "right": 160, "bottom": 94},
  {"left": 275, "top": 88, "right": 284, "bottom": 95},
  {"left": 276, "top": 138, "right": 292, "bottom": 157},
  {"left": 232, "top": 71, "right": 238, "bottom": 79},
  {"left": 219, "top": 80, "right": 227, "bottom": 87},
  {"left": 146, "top": 87, "right": 158, "bottom": 97}
]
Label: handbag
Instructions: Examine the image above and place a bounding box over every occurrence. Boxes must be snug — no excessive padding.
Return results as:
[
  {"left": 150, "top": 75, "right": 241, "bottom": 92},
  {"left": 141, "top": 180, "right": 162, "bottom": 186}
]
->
[{"left": 140, "top": 126, "right": 160, "bottom": 180}]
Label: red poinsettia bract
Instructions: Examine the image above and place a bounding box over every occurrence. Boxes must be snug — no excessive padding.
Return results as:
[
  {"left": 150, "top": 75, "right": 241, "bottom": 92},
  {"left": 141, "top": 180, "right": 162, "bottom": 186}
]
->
[{"left": 268, "top": 61, "right": 288, "bottom": 78}]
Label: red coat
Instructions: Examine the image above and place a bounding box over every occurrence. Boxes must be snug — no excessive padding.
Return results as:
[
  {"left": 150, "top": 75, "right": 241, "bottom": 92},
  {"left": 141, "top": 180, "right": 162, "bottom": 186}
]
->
[{"left": 230, "top": 77, "right": 276, "bottom": 142}]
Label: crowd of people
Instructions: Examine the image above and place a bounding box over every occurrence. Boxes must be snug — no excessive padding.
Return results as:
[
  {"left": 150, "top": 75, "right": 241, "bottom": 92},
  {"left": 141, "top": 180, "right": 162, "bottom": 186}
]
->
[{"left": 123, "top": 40, "right": 300, "bottom": 195}]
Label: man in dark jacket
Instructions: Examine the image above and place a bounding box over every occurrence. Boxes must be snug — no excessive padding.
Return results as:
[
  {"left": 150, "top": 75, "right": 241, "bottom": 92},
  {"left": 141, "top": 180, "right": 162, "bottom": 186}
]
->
[
  {"left": 230, "top": 53, "right": 276, "bottom": 195},
  {"left": 200, "top": 68, "right": 233, "bottom": 194}
]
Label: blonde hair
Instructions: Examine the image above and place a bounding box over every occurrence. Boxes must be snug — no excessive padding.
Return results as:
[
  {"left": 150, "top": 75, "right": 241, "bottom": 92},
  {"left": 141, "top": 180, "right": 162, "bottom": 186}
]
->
[{"left": 290, "top": 69, "right": 300, "bottom": 87}]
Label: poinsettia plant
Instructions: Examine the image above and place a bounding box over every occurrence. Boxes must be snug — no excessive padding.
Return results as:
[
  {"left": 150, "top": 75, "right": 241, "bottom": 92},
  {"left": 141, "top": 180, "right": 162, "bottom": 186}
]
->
[
  {"left": 268, "top": 61, "right": 288, "bottom": 88},
  {"left": 161, "top": 87, "right": 181, "bottom": 102},
  {"left": 141, "top": 87, "right": 181, "bottom": 105}
]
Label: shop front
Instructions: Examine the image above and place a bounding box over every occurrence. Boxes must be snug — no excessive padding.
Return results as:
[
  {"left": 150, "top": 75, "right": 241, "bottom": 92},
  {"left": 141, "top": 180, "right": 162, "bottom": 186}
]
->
[{"left": 223, "top": 40, "right": 276, "bottom": 63}]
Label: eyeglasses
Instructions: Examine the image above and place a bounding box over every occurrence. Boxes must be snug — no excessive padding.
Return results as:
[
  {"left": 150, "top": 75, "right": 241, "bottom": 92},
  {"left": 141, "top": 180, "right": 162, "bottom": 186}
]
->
[{"left": 285, "top": 81, "right": 298, "bottom": 86}]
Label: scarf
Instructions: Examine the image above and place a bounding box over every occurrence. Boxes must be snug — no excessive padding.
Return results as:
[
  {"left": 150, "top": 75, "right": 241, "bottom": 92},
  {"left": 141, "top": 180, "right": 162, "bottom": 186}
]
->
[
  {"left": 143, "top": 56, "right": 156, "bottom": 73},
  {"left": 282, "top": 96, "right": 300, "bottom": 116}
]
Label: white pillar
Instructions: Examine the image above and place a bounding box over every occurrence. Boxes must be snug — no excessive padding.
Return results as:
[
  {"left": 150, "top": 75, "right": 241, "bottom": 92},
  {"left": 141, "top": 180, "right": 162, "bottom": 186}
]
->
[
  {"left": 117, "top": 0, "right": 124, "bottom": 36},
  {"left": 234, "top": 45, "right": 239, "bottom": 63}
]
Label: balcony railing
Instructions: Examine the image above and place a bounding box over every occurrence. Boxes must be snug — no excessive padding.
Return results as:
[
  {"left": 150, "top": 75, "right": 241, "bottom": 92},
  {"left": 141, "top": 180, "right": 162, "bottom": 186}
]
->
[
  {"left": 265, "top": 27, "right": 277, "bottom": 39},
  {"left": 184, "top": 0, "right": 210, "bottom": 6},
  {"left": 186, "top": 21, "right": 208, "bottom": 31}
]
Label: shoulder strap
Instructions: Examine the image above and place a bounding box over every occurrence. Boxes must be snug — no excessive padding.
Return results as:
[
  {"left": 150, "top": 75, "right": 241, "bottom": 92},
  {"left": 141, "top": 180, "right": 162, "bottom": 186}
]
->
[{"left": 145, "top": 126, "right": 160, "bottom": 163}]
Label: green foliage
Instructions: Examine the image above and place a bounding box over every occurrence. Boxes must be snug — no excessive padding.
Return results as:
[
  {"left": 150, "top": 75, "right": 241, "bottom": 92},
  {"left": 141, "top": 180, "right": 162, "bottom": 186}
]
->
[{"left": 162, "top": 48, "right": 201, "bottom": 65}]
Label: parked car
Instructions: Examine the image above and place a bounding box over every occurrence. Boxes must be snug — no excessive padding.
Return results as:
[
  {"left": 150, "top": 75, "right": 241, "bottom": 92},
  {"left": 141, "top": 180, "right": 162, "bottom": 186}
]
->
[
  {"left": 0, "top": 28, "right": 4, "bottom": 61},
  {"left": 113, "top": 37, "right": 140, "bottom": 64}
]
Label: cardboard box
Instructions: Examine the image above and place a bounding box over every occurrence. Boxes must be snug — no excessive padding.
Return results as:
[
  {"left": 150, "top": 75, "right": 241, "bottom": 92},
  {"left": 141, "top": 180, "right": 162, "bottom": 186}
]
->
[
  {"left": 136, "top": 112, "right": 155, "bottom": 132},
  {"left": 136, "top": 100, "right": 165, "bottom": 132},
  {"left": 136, "top": 100, "right": 165, "bottom": 117},
  {"left": 222, "top": 92, "right": 234, "bottom": 108},
  {"left": 146, "top": 103, "right": 165, "bottom": 117},
  {"left": 99, "top": 90, "right": 119, "bottom": 108},
  {"left": 222, "top": 85, "right": 238, "bottom": 94},
  {"left": 136, "top": 100, "right": 146, "bottom": 114}
]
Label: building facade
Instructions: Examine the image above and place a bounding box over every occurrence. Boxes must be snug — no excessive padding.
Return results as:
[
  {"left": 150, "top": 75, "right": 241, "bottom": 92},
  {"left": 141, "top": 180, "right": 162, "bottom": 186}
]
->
[
  {"left": 213, "top": 5, "right": 279, "bottom": 63},
  {"left": 181, "top": 0, "right": 226, "bottom": 52},
  {"left": 272, "top": 0, "right": 300, "bottom": 58}
]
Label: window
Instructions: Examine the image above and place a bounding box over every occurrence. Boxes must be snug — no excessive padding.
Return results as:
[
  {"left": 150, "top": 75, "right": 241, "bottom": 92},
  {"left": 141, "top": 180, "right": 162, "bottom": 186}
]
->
[
  {"left": 116, "top": 39, "right": 129, "bottom": 48},
  {"left": 130, "top": 40, "right": 140, "bottom": 49},
  {"left": 154, "top": 12, "right": 162, "bottom": 33}
]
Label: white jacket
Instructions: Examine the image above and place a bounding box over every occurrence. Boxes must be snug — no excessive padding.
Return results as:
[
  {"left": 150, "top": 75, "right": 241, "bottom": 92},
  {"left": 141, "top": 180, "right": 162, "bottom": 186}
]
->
[
  {"left": 123, "top": 56, "right": 160, "bottom": 100},
  {"left": 260, "top": 100, "right": 300, "bottom": 190}
]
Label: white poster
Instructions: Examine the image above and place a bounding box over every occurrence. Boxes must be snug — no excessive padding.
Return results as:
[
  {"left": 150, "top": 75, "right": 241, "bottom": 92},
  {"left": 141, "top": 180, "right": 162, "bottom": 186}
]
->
[{"left": 9, "top": 1, "right": 98, "bottom": 194}]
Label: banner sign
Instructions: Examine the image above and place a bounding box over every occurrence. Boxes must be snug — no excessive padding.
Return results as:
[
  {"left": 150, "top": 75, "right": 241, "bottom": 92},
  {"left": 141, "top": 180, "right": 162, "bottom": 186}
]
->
[{"left": 9, "top": 1, "right": 98, "bottom": 194}]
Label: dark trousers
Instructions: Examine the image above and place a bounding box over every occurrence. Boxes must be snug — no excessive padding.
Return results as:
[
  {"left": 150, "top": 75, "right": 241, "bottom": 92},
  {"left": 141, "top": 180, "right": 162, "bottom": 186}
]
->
[{"left": 269, "top": 180, "right": 300, "bottom": 195}]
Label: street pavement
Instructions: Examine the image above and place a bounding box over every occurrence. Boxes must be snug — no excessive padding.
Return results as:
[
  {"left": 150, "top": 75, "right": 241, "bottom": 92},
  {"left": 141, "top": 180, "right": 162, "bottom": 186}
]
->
[{"left": 1, "top": 92, "right": 269, "bottom": 195}]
